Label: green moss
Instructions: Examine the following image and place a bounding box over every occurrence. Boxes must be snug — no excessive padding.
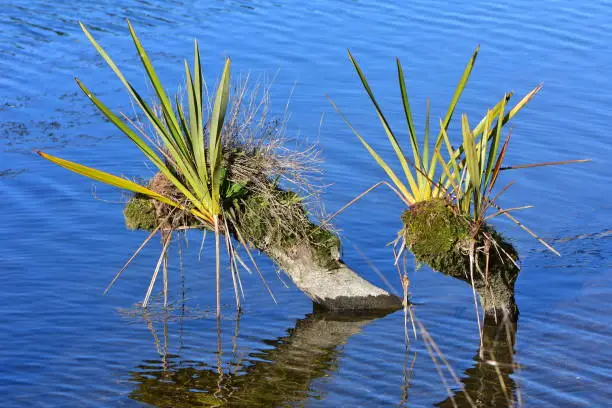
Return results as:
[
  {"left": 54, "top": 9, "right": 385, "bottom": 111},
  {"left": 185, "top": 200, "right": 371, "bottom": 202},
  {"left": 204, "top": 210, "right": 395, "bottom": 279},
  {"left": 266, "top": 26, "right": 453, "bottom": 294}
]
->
[
  {"left": 124, "top": 195, "right": 157, "bottom": 231},
  {"left": 236, "top": 189, "right": 342, "bottom": 269},
  {"left": 236, "top": 193, "right": 281, "bottom": 248},
  {"left": 402, "top": 199, "right": 470, "bottom": 257},
  {"left": 308, "top": 226, "right": 341, "bottom": 269},
  {"left": 401, "top": 199, "right": 518, "bottom": 283}
]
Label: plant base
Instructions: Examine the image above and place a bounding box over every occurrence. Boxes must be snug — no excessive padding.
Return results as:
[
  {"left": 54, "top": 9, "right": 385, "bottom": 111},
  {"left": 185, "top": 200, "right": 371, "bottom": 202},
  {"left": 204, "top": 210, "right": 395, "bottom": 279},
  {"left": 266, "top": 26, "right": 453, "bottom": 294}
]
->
[{"left": 402, "top": 199, "right": 520, "bottom": 320}]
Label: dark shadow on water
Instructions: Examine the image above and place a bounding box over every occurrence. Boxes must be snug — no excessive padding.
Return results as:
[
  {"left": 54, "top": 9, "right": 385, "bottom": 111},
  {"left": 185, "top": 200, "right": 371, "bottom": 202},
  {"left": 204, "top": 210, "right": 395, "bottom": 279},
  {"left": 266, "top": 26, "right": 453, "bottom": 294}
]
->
[
  {"left": 128, "top": 307, "right": 396, "bottom": 408},
  {"left": 436, "top": 316, "right": 519, "bottom": 408}
]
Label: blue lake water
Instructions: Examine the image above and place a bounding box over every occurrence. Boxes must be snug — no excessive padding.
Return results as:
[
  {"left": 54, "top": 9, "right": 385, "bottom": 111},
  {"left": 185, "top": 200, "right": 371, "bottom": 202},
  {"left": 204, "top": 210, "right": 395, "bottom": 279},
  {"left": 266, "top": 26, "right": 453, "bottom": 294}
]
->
[{"left": 1, "top": 0, "right": 612, "bottom": 406}]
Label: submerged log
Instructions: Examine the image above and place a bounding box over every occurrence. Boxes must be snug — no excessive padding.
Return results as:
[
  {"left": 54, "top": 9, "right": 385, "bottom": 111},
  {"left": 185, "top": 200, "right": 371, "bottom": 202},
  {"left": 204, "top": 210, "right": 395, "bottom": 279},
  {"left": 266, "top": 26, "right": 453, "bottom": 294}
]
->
[
  {"left": 124, "top": 173, "right": 402, "bottom": 312},
  {"left": 401, "top": 199, "right": 520, "bottom": 320}
]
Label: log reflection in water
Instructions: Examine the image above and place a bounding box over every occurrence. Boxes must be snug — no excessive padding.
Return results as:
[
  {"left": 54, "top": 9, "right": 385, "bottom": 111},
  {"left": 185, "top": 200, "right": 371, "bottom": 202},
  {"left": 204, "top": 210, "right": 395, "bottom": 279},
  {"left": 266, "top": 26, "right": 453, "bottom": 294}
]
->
[
  {"left": 436, "top": 315, "right": 519, "bottom": 408},
  {"left": 129, "top": 308, "right": 395, "bottom": 407}
]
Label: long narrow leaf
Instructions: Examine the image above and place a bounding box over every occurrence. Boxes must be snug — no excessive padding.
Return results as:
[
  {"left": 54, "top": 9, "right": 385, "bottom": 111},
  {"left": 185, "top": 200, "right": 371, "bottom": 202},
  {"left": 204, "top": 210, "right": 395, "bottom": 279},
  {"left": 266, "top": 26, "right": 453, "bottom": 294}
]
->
[
  {"left": 80, "top": 23, "right": 183, "bottom": 156},
  {"left": 439, "top": 122, "right": 462, "bottom": 190},
  {"left": 397, "top": 59, "right": 421, "bottom": 176},
  {"left": 472, "top": 93, "right": 512, "bottom": 135},
  {"left": 423, "top": 99, "right": 431, "bottom": 178},
  {"left": 448, "top": 93, "right": 512, "bottom": 165},
  {"left": 208, "top": 58, "right": 232, "bottom": 214},
  {"left": 500, "top": 159, "right": 591, "bottom": 170},
  {"left": 428, "top": 46, "right": 479, "bottom": 181},
  {"left": 441, "top": 46, "right": 479, "bottom": 132},
  {"left": 79, "top": 22, "right": 202, "bottom": 195},
  {"left": 74, "top": 79, "right": 207, "bottom": 215},
  {"left": 489, "top": 131, "right": 512, "bottom": 193},
  {"left": 484, "top": 95, "right": 507, "bottom": 183},
  {"left": 478, "top": 108, "right": 494, "bottom": 189},
  {"left": 187, "top": 41, "right": 209, "bottom": 187},
  {"left": 462, "top": 114, "right": 479, "bottom": 191},
  {"left": 38, "top": 151, "right": 187, "bottom": 211},
  {"left": 184, "top": 59, "right": 209, "bottom": 189},
  {"left": 194, "top": 41, "right": 205, "bottom": 154},
  {"left": 329, "top": 98, "right": 415, "bottom": 204},
  {"left": 126, "top": 21, "right": 189, "bottom": 159},
  {"left": 348, "top": 50, "right": 419, "bottom": 198},
  {"left": 434, "top": 148, "right": 460, "bottom": 198},
  {"left": 462, "top": 114, "right": 482, "bottom": 217}
]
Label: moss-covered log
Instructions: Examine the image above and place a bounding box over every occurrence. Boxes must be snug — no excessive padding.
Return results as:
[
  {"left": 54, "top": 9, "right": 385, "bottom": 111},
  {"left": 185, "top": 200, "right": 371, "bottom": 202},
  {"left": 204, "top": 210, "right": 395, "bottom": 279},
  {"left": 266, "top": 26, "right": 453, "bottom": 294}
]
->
[
  {"left": 402, "top": 199, "right": 520, "bottom": 320},
  {"left": 124, "top": 173, "right": 402, "bottom": 312}
]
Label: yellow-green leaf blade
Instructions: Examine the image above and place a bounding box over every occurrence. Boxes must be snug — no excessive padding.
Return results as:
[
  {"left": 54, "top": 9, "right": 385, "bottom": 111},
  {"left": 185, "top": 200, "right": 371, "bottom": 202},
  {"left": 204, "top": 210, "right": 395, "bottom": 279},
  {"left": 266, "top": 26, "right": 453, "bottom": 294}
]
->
[
  {"left": 329, "top": 98, "right": 415, "bottom": 204},
  {"left": 429, "top": 46, "right": 479, "bottom": 180},
  {"left": 348, "top": 50, "right": 419, "bottom": 199},
  {"left": 38, "top": 151, "right": 183, "bottom": 209},
  {"left": 208, "top": 57, "right": 231, "bottom": 215}
]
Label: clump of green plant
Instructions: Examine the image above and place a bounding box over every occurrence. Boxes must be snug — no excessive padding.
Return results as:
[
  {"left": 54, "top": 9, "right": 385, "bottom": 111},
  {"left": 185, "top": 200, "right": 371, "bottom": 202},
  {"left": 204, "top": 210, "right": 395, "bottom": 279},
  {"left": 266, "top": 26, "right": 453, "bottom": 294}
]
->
[
  {"left": 333, "top": 47, "right": 587, "bottom": 318},
  {"left": 331, "top": 49, "right": 481, "bottom": 205},
  {"left": 36, "top": 22, "right": 323, "bottom": 317},
  {"left": 38, "top": 22, "right": 335, "bottom": 316},
  {"left": 38, "top": 21, "right": 239, "bottom": 316}
]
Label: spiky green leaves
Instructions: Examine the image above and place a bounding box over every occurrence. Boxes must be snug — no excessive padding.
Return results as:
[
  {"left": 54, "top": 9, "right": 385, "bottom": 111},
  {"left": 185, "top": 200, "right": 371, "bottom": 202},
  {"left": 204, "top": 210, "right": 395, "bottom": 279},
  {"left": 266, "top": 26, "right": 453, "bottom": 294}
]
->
[
  {"left": 336, "top": 47, "right": 547, "bottom": 221},
  {"left": 39, "top": 21, "right": 234, "bottom": 227},
  {"left": 334, "top": 47, "right": 479, "bottom": 205}
]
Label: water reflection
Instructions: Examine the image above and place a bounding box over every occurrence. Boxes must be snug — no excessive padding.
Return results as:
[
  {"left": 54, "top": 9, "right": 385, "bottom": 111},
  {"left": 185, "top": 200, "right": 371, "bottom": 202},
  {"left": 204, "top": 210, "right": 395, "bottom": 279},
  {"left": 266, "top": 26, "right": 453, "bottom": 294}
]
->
[
  {"left": 437, "top": 316, "right": 518, "bottom": 408},
  {"left": 127, "top": 305, "right": 521, "bottom": 407},
  {"left": 129, "top": 308, "right": 394, "bottom": 407}
]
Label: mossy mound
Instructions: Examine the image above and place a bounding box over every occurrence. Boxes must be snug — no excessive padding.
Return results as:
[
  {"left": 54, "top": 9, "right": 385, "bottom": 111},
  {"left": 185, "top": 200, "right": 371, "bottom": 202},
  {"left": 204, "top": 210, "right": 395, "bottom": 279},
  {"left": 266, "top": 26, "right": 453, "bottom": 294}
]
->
[
  {"left": 402, "top": 199, "right": 520, "bottom": 317},
  {"left": 124, "top": 194, "right": 157, "bottom": 230},
  {"left": 402, "top": 199, "right": 472, "bottom": 277},
  {"left": 123, "top": 173, "right": 341, "bottom": 270},
  {"left": 236, "top": 190, "right": 341, "bottom": 269}
]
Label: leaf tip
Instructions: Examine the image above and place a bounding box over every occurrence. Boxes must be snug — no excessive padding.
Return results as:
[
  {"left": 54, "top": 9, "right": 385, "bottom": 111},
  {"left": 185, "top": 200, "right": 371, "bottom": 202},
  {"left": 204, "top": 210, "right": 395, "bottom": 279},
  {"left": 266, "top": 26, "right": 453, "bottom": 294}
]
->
[{"left": 347, "top": 48, "right": 355, "bottom": 61}]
